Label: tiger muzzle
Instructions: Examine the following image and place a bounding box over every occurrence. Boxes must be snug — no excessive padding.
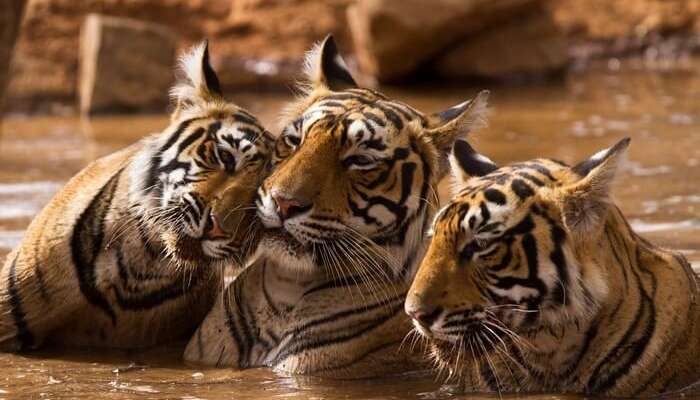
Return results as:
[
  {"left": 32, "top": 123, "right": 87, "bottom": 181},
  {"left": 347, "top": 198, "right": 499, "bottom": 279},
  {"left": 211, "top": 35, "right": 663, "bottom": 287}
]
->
[{"left": 208, "top": 182, "right": 259, "bottom": 241}]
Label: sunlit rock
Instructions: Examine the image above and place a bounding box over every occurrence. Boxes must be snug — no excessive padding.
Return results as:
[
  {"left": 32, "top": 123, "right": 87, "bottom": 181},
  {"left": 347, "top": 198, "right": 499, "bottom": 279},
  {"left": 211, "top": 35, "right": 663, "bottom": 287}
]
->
[
  {"left": 347, "top": 0, "right": 538, "bottom": 81},
  {"left": 434, "top": 7, "right": 569, "bottom": 80},
  {"left": 79, "top": 14, "right": 175, "bottom": 115}
]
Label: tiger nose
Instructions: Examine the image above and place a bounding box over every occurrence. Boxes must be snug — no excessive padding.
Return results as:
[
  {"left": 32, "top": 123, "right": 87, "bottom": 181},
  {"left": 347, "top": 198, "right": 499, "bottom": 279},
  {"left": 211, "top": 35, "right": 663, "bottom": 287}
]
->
[
  {"left": 405, "top": 303, "right": 443, "bottom": 327},
  {"left": 272, "top": 195, "right": 311, "bottom": 220}
]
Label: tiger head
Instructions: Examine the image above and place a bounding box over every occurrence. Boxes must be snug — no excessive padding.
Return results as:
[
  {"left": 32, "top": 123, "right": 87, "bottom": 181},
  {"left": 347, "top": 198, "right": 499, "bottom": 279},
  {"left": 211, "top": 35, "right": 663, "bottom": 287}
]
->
[
  {"left": 130, "top": 41, "right": 273, "bottom": 269},
  {"left": 256, "top": 35, "right": 488, "bottom": 280},
  {"left": 405, "top": 138, "right": 630, "bottom": 369}
]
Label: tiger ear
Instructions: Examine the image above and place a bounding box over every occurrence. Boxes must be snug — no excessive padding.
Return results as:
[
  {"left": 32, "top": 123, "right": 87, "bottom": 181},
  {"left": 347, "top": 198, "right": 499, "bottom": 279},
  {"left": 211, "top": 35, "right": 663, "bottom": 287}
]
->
[
  {"left": 449, "top": 139, "right": 498, "bottom": 190},
  {"left": 170, "top": 40, "right": 223, "bottom": 120},
  {"left": 424, "top": 90, "right": 489, "bottom": 177},
  {"left": 304, "top": 34, "right": 357, "bottom": 91},
  {"left": 560, "top": 138, "right": 630, "bottom": 239}
]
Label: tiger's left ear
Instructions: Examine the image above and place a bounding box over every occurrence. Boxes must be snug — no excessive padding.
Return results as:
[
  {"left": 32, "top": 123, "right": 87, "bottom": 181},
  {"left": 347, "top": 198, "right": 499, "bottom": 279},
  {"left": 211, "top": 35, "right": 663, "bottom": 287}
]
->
[
  {"left": 449, "top": 139, "right": 498, "bottom": 191},
  {"left": 560, "top": 138, "right": 630, "bottom": 239},
  {"left": 170, "top": 40, "right": 223, "bottom": 120},
  {"left": 304, "top": 34, "right": 358, "bottom": 91},
  {"left": 423, "top": 90, "right": 489, "bottom": 176}
]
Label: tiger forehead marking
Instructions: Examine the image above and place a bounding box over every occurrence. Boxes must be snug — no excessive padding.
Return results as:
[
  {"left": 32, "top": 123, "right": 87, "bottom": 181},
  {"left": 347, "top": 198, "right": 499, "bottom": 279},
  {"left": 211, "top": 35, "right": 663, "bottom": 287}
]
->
[
  {"left": 276, "top": 89, "right": 427, "bottom": 165},
  {"left": 433, "top": 159, "right": 571, "bottom": 241}
]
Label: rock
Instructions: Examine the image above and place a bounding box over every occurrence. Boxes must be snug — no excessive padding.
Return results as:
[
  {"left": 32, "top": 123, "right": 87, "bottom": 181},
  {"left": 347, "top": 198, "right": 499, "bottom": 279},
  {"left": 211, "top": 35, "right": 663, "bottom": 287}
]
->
[
  {"left": 0, "top": 0, "right": 27, "bottom": 111},
  {"left": 434, "top": 8, "right": 569, "bottom": 80},
  {"left": 5, "top": 0, "right": 354, "bottom": 113},
  {"left": 347, "top": 0, "right": 537, "bottom": 81},
  {"left": 6, "top": 0, "right": 228, "bottom": 113},
  {"left": 550, "top": 0, "right": 699, "bottom": 40},
  {"left": 79, "top": 14, "right": 176, "bottom": 115},
  {"left": 6, "top": 0, "right": 700, "bottom": 113}
]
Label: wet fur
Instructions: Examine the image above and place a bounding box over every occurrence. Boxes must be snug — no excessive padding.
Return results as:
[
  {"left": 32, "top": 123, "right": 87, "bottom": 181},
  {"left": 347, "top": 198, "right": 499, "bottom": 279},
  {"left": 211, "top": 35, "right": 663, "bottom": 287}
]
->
[
  {"left": 0, "top": 42, "right": 272, "bottom": 350},
  {"left": 185, "top": 36, "right": 489, "bottom": 377},
  {"left": 407, "top": 140, "right": 700, "bottom": 396}
]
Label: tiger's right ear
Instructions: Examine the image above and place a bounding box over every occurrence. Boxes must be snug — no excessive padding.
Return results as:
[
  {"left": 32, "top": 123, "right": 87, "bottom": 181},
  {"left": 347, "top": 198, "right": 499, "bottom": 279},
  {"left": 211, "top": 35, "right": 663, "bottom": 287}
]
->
[
  {"left": 303, "top": 34, "right": 358, "bottom": 91},
  {"left": 423, "top": 91, "right": 489, "bottom": 178},
  {"left": 170, "top": 40, "right": 223, "bottom": 120},
  {"left": 449, "top": 139, "right": 498, "bottom": 192},
  {"left": 560, "top": 138, "right": 630, "bottom": 240}
]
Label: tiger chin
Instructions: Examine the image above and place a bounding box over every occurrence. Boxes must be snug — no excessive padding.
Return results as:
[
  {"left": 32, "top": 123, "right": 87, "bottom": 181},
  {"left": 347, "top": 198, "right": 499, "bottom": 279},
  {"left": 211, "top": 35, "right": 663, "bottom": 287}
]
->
[
  {"left": 0, "top": 41, "right": 273, "bottom": 350},
  {"left": 184, "top": 35, "right": 489, "bottom": 378},
  {"left": 405, "top": 138, "right": 700, "bottom": 397}
]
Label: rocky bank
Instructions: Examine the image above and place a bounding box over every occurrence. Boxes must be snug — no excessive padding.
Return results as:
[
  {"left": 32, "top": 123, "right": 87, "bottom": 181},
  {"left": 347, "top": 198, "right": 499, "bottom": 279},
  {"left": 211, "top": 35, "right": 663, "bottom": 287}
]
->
[{"left": 4, "top": 0, "right": 700, "bottom": 113}]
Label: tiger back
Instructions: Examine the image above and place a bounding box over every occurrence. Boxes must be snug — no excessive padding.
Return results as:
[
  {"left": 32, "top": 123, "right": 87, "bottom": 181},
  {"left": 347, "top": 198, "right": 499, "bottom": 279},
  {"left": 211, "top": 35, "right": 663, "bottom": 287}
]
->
[
  {"left": 184, "top": 36, "right": 489, "bottom": 377},
  {"left": 0, "top": 42, "right": 273, "bottom": 350},
  {"left": 405, "top": 138, "right": 700, "bottom": 396}
]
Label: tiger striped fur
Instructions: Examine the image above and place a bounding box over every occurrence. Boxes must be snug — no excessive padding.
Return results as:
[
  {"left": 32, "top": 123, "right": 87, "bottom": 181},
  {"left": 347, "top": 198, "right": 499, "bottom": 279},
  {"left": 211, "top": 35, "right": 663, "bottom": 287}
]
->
[
  {"left": 0, "top": 42, "right": 273, "bottom": 350},
  {"left": 184, "top": 36, "right": 489, "bottom": 377},
  {"left": 405, "top": 138, "right": 700, "bottom": 396}
]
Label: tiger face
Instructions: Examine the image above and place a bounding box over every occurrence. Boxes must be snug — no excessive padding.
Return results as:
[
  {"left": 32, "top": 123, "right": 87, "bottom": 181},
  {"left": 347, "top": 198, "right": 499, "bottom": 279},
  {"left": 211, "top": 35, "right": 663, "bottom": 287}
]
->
[
  {"left": 130, "top": 42, "right": 272, "bottom": 269},
  {"left": 405, "top": 138, "right": 630, "bottom": 370},
  {"left": 256, "top": 36, "right": 489, "bottom": 278}
]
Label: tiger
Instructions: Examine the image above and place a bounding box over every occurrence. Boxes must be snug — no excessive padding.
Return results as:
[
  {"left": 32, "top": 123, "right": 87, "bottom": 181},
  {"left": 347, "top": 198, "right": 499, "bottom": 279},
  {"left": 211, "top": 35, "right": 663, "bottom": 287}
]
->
[
  {"left": 0, "top": 41, "right": 273, "bottom": 350},
  {"left": 405, "top": 137, "right": 700, "bottom": 396},
  {"left": 183, "top": 35, "right": 490, "bottom": 378}
]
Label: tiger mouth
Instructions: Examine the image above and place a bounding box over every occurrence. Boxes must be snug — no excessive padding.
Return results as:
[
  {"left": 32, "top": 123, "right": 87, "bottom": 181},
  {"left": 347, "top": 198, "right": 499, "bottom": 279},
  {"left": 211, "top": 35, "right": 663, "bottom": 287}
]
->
[
  {"left": 172, "top": 235, "right": 209, "bottom": 264},
  {"left": 262, "top": 228, "right": 306, "bottom": 252},
  {"left": 430, "top": 326, "right": 499, "bottom": 353}
]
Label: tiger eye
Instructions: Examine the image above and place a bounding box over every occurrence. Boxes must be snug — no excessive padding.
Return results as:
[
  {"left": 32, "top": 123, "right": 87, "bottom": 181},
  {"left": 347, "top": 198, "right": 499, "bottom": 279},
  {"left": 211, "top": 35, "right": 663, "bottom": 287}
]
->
[{"left": 219, "top": 150, "right": 236, "bottom": 172}]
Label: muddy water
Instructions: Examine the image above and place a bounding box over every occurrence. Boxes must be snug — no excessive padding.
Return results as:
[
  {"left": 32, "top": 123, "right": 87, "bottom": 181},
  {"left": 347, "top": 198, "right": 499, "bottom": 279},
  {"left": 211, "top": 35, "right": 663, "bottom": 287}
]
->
[{"left": 0, "top": 60, "right": 699, "bottom": 399}]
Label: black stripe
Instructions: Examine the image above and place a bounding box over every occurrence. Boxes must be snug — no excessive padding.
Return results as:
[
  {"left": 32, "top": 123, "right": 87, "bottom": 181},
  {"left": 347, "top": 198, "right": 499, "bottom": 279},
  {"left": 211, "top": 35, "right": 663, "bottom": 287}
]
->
[
  {"left": 511, "top": 179, "right": 534, "bottom": 200},
  {"left": 483, "top": 189, "right": 507, "bottom": 205},
  {"left": 237, "top": 283, "right": 261, "bottom": 362},
  {"left": 223, "top": 292, "right": 247, "bottom": 367},
  {"left": 531, "top": 207, "right": 570, "bottom": 305},
  {"left": 559, "top": 320, "right": 600, "bottom": 386},
  {"left": 516, "top": 171, "right": 545, "bottom": 187},
  {"left": 489, "top": 238, "right": 514, "bottom": 271},
  {"left": 145, "top": 118, "right": 199, "bottom": 194},
  {"left": 158, "top": 128, "right": 206, "bottom": 174},
  {"left": 362, "top": 111, "right": 386, "bottom": 127},
  {"left": 71, "top": 169, "right": 123, "bottom": 323},
  {"left": 290, "top": 294, "right": 405, "bottom": 336},
  {"left": 233, "top": 109, "right": 259, "bottom": 126},
  {"left": 224, "top": 281, "right": 251, "bottom": 367},
  {"left": 586, "top": 236, "right": 657, "bottom": 393},
  {"left": 479, "top": 202, "right": 491, "bottom": 225},
  {"left": 382, "top": 102, "right": 416, "bottom": 123},
  {"left": 206, "top": 121, "right": 222, "bottom": 139},
  {"left": 8, "top": 254, "right": 34, "bottom": 348},
  {"left": 161, "top": 118, "right": 199, "bottom": 154},
  {"left": 273, "top": 298, "right": 404, "bottom": 362},
  {"left": 549, "top": 224, "right": 569, "bottom": 305},
  {"left": 374, "top": 103, "right": 404, "bottom": 130},
  {"left": 261, "top": 261, "right": 280, "bottom": 315},
  {"left": 111, "top": 246, "right": 194, "bottom": 311}
]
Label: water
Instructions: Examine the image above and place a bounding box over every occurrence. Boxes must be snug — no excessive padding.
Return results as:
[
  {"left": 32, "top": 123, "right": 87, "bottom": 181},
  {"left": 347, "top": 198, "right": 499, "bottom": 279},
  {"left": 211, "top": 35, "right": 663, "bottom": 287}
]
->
[{"left": 0, "top": 60, "right": 699, "bottom": 399}]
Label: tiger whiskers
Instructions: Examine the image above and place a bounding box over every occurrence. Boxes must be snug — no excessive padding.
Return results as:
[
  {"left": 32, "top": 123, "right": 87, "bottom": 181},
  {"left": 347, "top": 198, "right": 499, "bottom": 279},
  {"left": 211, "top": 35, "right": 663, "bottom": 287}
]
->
[
  {"left": 398, "top": 327, "right": 428, "bottom": 355},
  {"left": 333, "top": 235, "right": 399, "bottom": 307}
]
